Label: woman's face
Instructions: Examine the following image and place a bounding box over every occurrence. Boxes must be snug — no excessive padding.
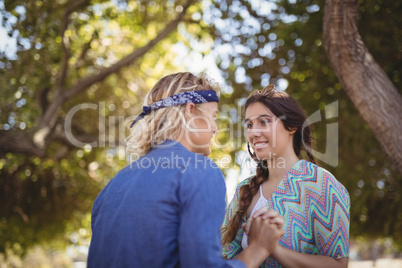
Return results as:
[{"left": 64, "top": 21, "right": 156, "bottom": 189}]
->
[
  {"left": 245, "top": 102, "right": 295, "bottom": 161},
  {"left": 187, "top": 102, "right": 218, "bottom": 156}
]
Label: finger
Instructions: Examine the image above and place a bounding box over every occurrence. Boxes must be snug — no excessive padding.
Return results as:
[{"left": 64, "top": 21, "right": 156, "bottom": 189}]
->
[
  {"left": 269, "top": 217, "right": 285, "bottom": 228},
  {"left": 241, "top": 223, "right": 249, "bottom": 235},
  {"left": 246, "top": 217, "right": 254, "bottom": 234},
  {"left": 252, "top": 207, "right": 269, "bottom": 219},
  {"left": 279, "top": 229, "right": 286, "bottom": 236},
  {"left": 241, "top": 223, "right": 246, "bottom": 231},
  {"left": 252, "top": 208, "right": 279, "bottom": 219},
  {"left": 275, "top": 215, "right": 285, "bottom": 229},
  {"left": 260, "top": 209, "right": 279, "bottom": 219}
]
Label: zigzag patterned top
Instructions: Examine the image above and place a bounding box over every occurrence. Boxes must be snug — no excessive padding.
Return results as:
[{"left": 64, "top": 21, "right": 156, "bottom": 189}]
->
[{"left": 222, "top": 160, "right": 350, "bottom": 267}]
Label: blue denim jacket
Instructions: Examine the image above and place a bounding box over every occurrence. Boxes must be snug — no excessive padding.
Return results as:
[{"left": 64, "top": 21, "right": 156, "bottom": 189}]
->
[{"left": 88, "top": 140, "right": 245, "bottom": 268}]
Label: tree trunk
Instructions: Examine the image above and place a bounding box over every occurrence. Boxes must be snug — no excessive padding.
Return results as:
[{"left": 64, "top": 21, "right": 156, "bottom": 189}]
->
[{"left": 323, "top": 0, "right": 402, "bottom": 174}]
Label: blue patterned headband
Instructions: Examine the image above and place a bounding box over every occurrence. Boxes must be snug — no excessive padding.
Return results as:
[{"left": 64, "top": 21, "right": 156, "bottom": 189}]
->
[{"left": 130, "top": 90, "right": 219, "bottom": 127}]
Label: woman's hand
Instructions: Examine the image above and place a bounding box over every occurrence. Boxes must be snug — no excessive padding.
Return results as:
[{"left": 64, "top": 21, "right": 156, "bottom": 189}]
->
[{"left": 242, "top": 207, "right": 284, "bottom": 236}]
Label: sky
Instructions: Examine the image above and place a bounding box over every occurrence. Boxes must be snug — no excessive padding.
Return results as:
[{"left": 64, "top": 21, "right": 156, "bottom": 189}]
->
[{"left": 0, "top": 17, "right": 18, "bottom": 59}]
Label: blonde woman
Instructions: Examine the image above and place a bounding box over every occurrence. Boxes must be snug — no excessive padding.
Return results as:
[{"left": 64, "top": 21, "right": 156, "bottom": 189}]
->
[{"left": 88, "top": 73, "right": 285, "bottom": 268}]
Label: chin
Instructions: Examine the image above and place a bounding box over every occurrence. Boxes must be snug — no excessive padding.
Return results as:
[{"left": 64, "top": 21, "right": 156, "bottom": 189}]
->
[
  {"left": 256, "top": 153, "right": 273, "bottom": 161},
  {"left": 203, "top": 149, "right": 211, "bottom": 156},
  {"left": 193, "top": 146, "right": 211, "bottom": 156}
]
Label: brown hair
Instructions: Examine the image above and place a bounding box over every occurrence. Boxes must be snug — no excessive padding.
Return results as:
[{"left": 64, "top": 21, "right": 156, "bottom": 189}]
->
[
  {"left": 221, "top": 84, "right": 315, "bottom": 245},
  {"left": 126, "top": 72, "right": 219, "bottom": 158}
]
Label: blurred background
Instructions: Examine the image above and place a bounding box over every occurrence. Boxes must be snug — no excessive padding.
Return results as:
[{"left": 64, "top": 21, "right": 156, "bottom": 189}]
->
[{"left": 0, "top": 0, "right": 401, "bottom": 267}]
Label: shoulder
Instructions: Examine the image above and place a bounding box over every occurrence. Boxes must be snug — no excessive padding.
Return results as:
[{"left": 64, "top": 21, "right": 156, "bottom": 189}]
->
[
  {"left": 239, "top": 176, "right": 253, "bottom": 187},
  {"left": 128, "top": 143, "right": 222, "bottom": 176},
  {"left": 166, "top": 148, "right": 225, "bottom": 191},
  {"left": 224, "top": 176, "right": 253, "bottom": 210},
  {"left": 301, "top": 160, "right": 350, "bottom": 205},
  {"left": 184, "top": 152, "right": 224, "bottom": 179},
  {"left": 313, "top": 161, "right": 347, "bottom": 190},
  {"left": 297, "top": 160, "right": 341, "bottom": 185},
  {"left": 235, "top": 176, "right": 252, "bottom": 191},
  {"left": 230, "top": 176, "right": 253, "bottom": 200}
]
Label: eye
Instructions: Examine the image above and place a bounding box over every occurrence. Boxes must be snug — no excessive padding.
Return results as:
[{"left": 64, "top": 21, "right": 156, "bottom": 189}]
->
[
  {"left": 261, "top": 119, "right": 271, "bottom": 125},
  {"left": 246, "top": 123, "right": 253, "bottom": 129}
]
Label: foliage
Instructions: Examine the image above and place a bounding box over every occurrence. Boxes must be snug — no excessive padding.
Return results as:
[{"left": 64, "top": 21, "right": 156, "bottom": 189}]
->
[
  {"left": 0, "top": 0, "right": 203, "bottom": 255},
  {"left": 0, "top": 0, "right": 401, "bottom": 256},
  {"left": 206, "top": 0, "right": 402, "bottom": 246}
]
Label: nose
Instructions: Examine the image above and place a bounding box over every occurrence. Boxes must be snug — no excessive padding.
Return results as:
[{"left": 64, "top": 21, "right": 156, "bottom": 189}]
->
[{"left": 249, "top": 127, "right": 262, "bottom": 138}]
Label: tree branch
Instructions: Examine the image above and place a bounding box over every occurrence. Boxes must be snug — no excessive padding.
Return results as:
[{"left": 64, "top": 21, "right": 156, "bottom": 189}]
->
[
  {"left": 74, "top": 31, "right": 98, "bottom": 69},
  {"left": 0, "top": 123, "right": 96, "bottom": 157},
  {"left": 58, "top": 0, "right": 89, "bottom": 90},
  {"left": 323, "top": 0, "right": 402, "bottom": 174},
  {"left": 63, "top": 0, "right": 195, "bottom": 100},
  {"left": 38, "top": 0, "right": 196, "bottom": 131},
  {"left": 0, "top": 129, "right": 45, "bottom": 157}
]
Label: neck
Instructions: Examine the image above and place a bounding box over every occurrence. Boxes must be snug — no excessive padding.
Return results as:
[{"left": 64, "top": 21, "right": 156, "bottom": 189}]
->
[
  {"left": 176, "top": 131, "right": 208, "bottom": 156},
  {"left": 177, "top": 134, "right": 192, "bottom": 153},
  {"left": 266, "top": 154, "right": 299, "bottom": 182}
]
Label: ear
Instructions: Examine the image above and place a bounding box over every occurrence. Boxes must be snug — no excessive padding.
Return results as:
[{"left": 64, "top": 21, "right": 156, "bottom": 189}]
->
[
  {"left": 185, "top": 103, "right": 196, "bottom": 118},
  {"left": 289, "top": 127, "right": 298, "bottom": 135}
]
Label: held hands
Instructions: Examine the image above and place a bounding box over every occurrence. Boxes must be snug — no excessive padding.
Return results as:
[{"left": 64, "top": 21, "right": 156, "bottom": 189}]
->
[
  {"left": 242, "top": 207, "right": 284, "bottom": 236},
  {"left": 245, "top": 207, "right": 285, "bottom": 256}
]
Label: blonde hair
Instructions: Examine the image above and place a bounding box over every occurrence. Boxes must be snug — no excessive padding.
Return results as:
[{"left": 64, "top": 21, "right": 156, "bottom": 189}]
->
[{"left": 126, "top": 72, "right": 220, "bottom": 158}]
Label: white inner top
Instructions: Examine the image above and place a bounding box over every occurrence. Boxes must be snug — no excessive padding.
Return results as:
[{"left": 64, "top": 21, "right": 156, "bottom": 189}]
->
[{"left": 241, "top": 184, "right": 268, "bottom": 249}]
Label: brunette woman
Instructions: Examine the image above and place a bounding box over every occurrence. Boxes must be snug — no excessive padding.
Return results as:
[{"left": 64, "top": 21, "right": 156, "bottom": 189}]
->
[{"left": 222, "top": 85, "right": 350, "bottom": 268}]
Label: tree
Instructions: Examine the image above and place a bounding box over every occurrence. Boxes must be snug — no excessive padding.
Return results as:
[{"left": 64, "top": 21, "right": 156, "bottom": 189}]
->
[
  {"left": 323, "top": 0, "right": 402, "bottom": 175},
  {"left": 0, "top": 0, "right": 196, "bottom": 156},
  {"left": 0, "top": 0, "right": 202, "bottom": 254},
  {"left": 1, "top": 0, "right": 401, "bottom": 257},
  {"left": 206, "top": 0, "right": 402, "bottom": 245}
]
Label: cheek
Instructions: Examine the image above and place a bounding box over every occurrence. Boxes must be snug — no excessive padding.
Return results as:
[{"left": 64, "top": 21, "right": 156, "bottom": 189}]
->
[
  {"left": 257, "top": 128, "right": 272, "bottom": 142},
  {"left": 195, "top": 117, "right": 208, "bottom": 129},
  {"left": 196, "top": 118, "right": 216, "bottom": 134},
  {"left": 273, "top": 129, "right": 289, "bottom": 148},
  {"left": 246, "top": 131, "right": 253, "bottom": 142},
  {"left": 190, "top": 121, "right": 214, "bottom": 144}
]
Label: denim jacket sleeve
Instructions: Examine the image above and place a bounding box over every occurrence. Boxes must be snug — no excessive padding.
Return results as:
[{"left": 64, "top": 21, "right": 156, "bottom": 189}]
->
[{"left": 178, "top": 158, "right": 246, "bottom": 268}]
